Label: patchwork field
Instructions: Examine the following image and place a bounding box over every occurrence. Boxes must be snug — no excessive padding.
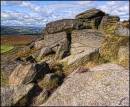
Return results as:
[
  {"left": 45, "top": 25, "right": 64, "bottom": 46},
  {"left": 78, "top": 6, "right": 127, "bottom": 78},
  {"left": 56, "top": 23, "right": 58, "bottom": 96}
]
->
[{"left": 1, "top": 35, "right": 38, "bottom": 46}]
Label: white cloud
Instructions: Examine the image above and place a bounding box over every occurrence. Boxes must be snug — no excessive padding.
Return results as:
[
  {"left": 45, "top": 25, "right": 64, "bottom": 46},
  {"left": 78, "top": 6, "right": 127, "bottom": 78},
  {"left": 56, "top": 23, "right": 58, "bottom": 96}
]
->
[
  {"left": 1, "top": 1, "right": 129, "bottom": 26},
  {"left": 76, "top": 1, "right": 93, "bottom": 6},
  {"left": 97, "top": 1, "right": 129, "bottom": 21},
  {"left": 1, "top": 11, "right": 48, "bottom": 26}
]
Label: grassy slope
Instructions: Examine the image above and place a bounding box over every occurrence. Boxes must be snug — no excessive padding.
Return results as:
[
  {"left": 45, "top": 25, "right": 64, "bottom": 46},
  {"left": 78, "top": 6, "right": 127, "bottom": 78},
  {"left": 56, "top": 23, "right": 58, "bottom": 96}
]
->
[{"left": 1, "top": 45, "right": 14, "bottom": 54}]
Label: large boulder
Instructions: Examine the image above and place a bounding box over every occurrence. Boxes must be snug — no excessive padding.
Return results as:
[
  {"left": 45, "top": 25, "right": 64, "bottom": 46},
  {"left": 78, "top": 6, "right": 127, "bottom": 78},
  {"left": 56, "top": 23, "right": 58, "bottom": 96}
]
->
[
  {"left": 118, "top": 46, "right": 129, "bottom": 68},
  {"left": 38, "top": 47, "right": 54, "bottom": 60},
  {"left": 31, "top": 89, "right": 49, "bottom": 106},
  {"left": 1, "top": 83, "right": 34, "bottom": 106},
  {"left": 99, "top": 18, "right": 128, "bottom": 64},
  {"left": 76, "top": 8, "right": 105, "bottom": 29},
  {"left": 43, "top": 19, "right": 85, "bottom": 35},
  {"left": 122, "top": 20, "right": 129, "bottom": 28},
  {"left": 42, "top": 64, "right": 129, "bottom": 106},
  {"left": 38, "top": 73, "right": 64, "bottom": 91},
  {"left": 55, "top": 37, "right": 71, "bottom": 59},
  {"left": 33, "top": 39, "right": 45, "bottom": 50},
  {"left": 43, "top": 9, "right": 106, "bottom": 35},
  {"left": 43, "top": 32, "right": 71, "bottom": 60},
  {"left": 71, "top": 29, "right": 104, "bottom": 53},
  {"left": 9, "top": 62, "right": 50, "bottom": 85},
  {"left": 76, "top": 8, "right": 105, "bottom": 19},
  {"left": 99, "top": 15, "right": 120, "bottom": 34},
  {"left": 44, "top": 32, "right": 67, "bottom": 47},
  {"left": 115, "top": 22, "right": 129, "bottom": 37},
  {"left": 60, "top": 29, "right": 104, "bottom": 66},
  {"left": 60, "top": 47, "right": 98, "bottom": 66},
  {"left": 16, "top": 46, "right": 31, "bottom": 58},
  {"left": 77, "top": 17, "right": 102, "bottom": 29},
  {"left": 28, "top": 39, "right": 44, "bottom": 50},
  {"left": 99, "top": 34, "right": 129, "bottom": 63}
]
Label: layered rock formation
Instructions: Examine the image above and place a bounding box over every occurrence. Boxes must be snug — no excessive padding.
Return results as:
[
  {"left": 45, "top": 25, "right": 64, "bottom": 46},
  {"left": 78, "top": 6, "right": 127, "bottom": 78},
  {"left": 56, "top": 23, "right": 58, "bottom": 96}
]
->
[
  {"left": 99, "top": 15, "right": 120, "bottom": 33},
  {"left": 76, "top": 8, "right": 105, "bottom": 29},
  {"left": 43, "top": 19, "right": 79, "bottom": 35},
  {"left": 115, "top": 22, "right": 129, "bottom": 37},
  {"left": 43, "top": 32, "right": 71, "bottom": 59},
  {"left": 59, "top": 29, "right": 104, "bottom": 66},
  {"left": 76, "top": 8, "right": 105, "bottom": 19},
  {"left": 42, "top": 64, "right": 129, "bottom": 106},
  {"left": 9, "top": 62, "right": 50, "bottom": 85},
  {"left": 1, "top": 83, "right": 35, "bottom": 106},
  {"left": 1, "top": 8, "right": 129, "bottom": 106}
]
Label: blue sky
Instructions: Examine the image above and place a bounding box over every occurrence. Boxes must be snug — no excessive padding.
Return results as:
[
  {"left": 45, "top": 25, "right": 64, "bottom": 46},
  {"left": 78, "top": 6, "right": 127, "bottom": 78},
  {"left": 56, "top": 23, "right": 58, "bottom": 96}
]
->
[{"left": 1, "top": 1, "right": 129, "bottom": 27}]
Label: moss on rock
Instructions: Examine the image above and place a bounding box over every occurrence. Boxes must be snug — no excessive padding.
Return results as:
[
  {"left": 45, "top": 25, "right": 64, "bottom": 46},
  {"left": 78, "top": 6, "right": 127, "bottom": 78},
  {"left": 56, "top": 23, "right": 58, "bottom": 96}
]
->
[
  {"left": 118, "top": 46, "right": 129, "bottom": 68},
  {"left": 99, "top": 34, "right": 129, "bottom": 64},
  {"left": 0, "top": 71, "right": 9, "bottom": 86},
  {"left": 38, "top": 73, "right": 63, "bottom": 91}
]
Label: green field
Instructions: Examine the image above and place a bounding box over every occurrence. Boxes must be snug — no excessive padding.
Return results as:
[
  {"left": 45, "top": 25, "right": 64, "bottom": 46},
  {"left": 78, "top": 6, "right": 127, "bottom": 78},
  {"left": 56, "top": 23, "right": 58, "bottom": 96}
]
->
[{"left": 1, "top": 45, "right": 14, "bottom": 53}]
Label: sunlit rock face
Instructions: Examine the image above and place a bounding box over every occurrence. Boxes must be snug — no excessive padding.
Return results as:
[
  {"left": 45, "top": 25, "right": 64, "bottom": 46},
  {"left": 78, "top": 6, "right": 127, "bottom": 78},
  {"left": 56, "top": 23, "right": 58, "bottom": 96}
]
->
[
  {"left": 43, "top": 19, "right": 82, "bottom": 35},
  {"left": 42, "top": 64, "right": 129, "bottom": 106},
  {"left": 76, "top": 8, "right": 105, "bottom": 19},
  {"left": 99, "top": 15, "right": 120, "bottom": 34},
  {"left": 76, "top": 8, "right": 106, "bottom": 29}
]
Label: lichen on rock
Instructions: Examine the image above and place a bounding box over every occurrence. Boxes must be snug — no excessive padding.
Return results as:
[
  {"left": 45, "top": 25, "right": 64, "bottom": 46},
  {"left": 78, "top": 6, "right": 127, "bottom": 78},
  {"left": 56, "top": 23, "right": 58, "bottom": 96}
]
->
[{"left": 2, "top": 8, "right": 129, "bottom": 106}]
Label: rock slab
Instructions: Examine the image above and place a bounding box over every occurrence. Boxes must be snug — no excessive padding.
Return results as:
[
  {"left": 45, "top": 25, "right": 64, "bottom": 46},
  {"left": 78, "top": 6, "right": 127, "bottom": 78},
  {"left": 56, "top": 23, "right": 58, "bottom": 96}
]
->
[
  {"left": 1, "top": 83, "right": 34, "bottom": 106},
  {"left": 42, "top": 64, "right": 129, "bottom": 106},
  {"left": 9, "top": 62, "right": 50, "bottom": 85}
]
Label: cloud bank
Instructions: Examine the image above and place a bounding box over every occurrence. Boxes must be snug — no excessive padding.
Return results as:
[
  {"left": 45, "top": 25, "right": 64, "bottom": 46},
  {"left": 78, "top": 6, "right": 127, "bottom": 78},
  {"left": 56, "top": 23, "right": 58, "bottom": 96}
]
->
[{"left": 1, "top": 1, "right": 129, "bottom": 27}]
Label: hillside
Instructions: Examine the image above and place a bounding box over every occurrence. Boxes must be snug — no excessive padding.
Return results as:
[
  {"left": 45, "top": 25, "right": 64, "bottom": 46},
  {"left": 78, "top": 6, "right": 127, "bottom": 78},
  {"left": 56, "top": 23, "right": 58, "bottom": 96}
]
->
[
  {"left": 1, "top": 26, "right": 42, "bottom": 35},
  {"left": 1, "top": 8, "right": 129, "bottom": 106}
]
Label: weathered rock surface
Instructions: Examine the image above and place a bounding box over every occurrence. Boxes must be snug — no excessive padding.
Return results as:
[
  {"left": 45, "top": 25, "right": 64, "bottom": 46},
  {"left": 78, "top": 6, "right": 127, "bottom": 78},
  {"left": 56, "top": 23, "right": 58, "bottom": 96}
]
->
[
  {"left": 1, "top": 83, "right": 34, "bottom": 106},
  {"left": 43, "top": 32, "right": 71, "bottom": 59},
  {"left": 115, "top": 23, "right": 129, "bottom": 37},
  {"left": 76, "top": 8, "right": 105, "bottom": 19},
  {"left": 38, "top": 73, "right": 64, "bottom": 90},
  {"left": 99, "top": 15, "right": 120, "bottom": 33},
  {"left": 99, "top": 34, "right": 129, "bottom": 63},
  {"left": 32, "top": 89, "right": 49, "bottom": 106},
  {"left": 118, "top": 46, "right": 129, "bottom": 68},
  {"left": 28, "top": 39, "right": 44, "bottom": 50},
  {"left": 60, "top": 47, "right": 98, "bottom": 66},
  {"left": 43, "top": 19, "right": 85, "bottom": 35},
  {"left": 55, "top": 37, "right": 71, "bottom": 59},
  {"left": 9, "top": 63, "right": 32, "bottom": 85},
  {"left": 71, "top": 29, "right": 104, "bottom": 53},
  {"left": 38, "top": 47, "right": 54, "bottom": 60},
  {"left": 42, "top": 64, "right": 129, "bottom": 106},
  {"left": 44, "top": 32, "right": 67, "bottom": 47},
  {"left": 1, "top": 54, "right": 18, "bottom": 78},
  {"left": 60, "top": 29, "right": 104, "bottom": 65},
  {"left": 9, "top": 62, "right": 50, "bottom": 85},
  {"left": 76, "top": 8, "right": 106, "bottom": 29},
  {"left": 122, "top": 20, "right": 129, "bottom": 28},
  {"left": 25, "top": 55, "right": 37, "bottom": 63},
  {"left": 2, "top": 8, "right": 129, "bottom": 107},
  {"left": 43, "top": 9, "right": 106, "bottom": 35},
  {"left": 33, "top": 39, "right": 45, "bottom": 50}
]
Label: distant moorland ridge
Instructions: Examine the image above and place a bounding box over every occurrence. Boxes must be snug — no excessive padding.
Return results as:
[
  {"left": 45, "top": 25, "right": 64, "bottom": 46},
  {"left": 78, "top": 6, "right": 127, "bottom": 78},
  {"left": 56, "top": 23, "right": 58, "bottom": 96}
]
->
[{"left": 1, "top": 25, "right": 42, "bottom": 35}]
